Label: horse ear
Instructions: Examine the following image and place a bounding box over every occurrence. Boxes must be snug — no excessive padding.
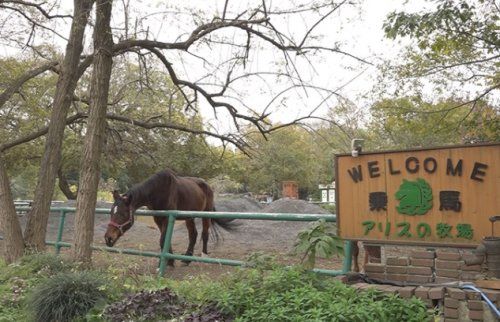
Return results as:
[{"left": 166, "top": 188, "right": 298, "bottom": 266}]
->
[
  {"left": 122, "top": 194, "right": 132, "bottom": 206},
  {"left": 112, "top": 190, "right": 121, "bottom": 200}
]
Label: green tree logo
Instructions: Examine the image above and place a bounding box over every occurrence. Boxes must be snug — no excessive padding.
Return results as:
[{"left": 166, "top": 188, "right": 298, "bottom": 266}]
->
[{"left": 395, "top": 178, "right": 433, "bottom": 215}]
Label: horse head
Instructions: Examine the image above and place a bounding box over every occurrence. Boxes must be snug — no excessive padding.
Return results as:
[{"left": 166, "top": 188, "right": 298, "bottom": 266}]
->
[{"left": 104, "top": 190, "right": 135, "bottom": 247}]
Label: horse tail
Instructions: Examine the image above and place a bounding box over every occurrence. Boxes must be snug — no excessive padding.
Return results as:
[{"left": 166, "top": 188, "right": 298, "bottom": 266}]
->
[{"left": 209, "top": 207, "right": 238, "bottom": 243}]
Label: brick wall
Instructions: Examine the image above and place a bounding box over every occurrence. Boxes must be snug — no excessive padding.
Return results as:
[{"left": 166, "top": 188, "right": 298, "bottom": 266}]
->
[
  {"left": 363, "top": 248, "right": 486, "bottom": 283},
  {"left": 349, "top": 283, "right": 500, "bottom": 321}
]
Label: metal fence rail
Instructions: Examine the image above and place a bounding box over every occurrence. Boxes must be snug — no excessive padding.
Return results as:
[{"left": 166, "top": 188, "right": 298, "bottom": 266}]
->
[{"left": 11, "top": 206, "right": 352, "bottom": 276}]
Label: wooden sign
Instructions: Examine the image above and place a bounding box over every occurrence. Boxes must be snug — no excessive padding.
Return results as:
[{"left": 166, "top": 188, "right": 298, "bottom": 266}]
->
[{"left": 335, "top": 143, "right": 500, "bottom": 246}]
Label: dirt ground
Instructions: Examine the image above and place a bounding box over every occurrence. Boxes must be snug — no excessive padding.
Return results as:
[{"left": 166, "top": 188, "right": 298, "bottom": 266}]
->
[{"left": 4, "top": 197, "right": 344, "bottom": 280}]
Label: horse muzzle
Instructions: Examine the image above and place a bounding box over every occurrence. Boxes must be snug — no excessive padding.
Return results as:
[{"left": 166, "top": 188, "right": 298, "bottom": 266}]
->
[
  {"left": 104, "top": 229, "right": 120, "bottom": 247},
  {"left": 105, "top": 235, "right": 116, "bottom": 247}
]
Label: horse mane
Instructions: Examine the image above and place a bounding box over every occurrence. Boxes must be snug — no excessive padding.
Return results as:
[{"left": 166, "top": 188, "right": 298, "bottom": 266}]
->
[{"left": 127, "top": 168, "right": 178, "bottom": 209}]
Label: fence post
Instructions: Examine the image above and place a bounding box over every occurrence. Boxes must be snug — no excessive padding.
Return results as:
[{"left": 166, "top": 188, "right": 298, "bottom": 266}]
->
[
  {"left": 158, "top": 213, "right": 176, "bottom": 276},
  {"left": 55, "top": 209, "right": 67, "bottom": 255},
  {"left": 341, "top": 240, "right": 352, "bottom": 273}
]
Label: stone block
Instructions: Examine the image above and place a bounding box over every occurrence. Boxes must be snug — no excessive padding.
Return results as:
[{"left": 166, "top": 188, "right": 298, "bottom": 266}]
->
[
  {"left": 351, "top": 282, "right": 369, "bottom": 290},
  {"left": 467, "top": 300, "right": 483, "bottom": 310},
  {"left": 385, "top": 273, "right": 407, "bottom": 282},
  {"left": 386, "top": 266, "right": 407, "bottom": 274},
  {"left": 436, "top": 269, "right": 460, "bottom": 278},
  {"left": 465, "top": 290, "right": 481, "bottom": 300},
  {"left": 411, "top": 250, "right": 435, "bottom": 259},
  {"left": 366, "top": 272, "right": 386, "bottom": 280},
  {"left": 407, "top": 274, "right": 432, "bottom": 283},
  {"left": 447, "top": 288, "right": 466, "bottom": 300},
  {"left": 444, "top": 297, "right": 460, "bottom": 308},
  {"left": 444, "top": 307, "right": 459, "bottom": 318},
  {"left": 382, "top": 286, "right": 399, "bottom": 294},
  {"left": 461, "top": 264, "right": 482, "bottom": 271},
  {"left": 408, "top": 266, "right": 432, "bottom": 275},
  {"left": 435, "top": 259, "right": 463, "bottom": 270},
  {"left": 410, "top": 258, "right": 434, "bottom": 267},
  {"left": 386, "top": 257, "right": 409, "bottom": 266},
  {"left": 364, "top": 263, "right": 385, "bottom": 273},
  {"left": 460, "top": 271, "right": 481, "bottom": 281},
  {"left": 435, "top": 276, "right": 457, "bottom": 283},
  {"left": 468, "top": 309, "right": 484, "bottom": 320},
  {"left": 436, "top": 249, "right": 461, "bottom": 261},
  {"left": 428, "top": 287, "right": 445, "bottom": 299},
  {"left": 460, "top": 253, "right": 478, "bottom": 263},
  {"left": 397, "top": 286, "right": 416, "bottom": 298},
  {"left": 414, "top": 286, "right": 430, "bottom": 299}
]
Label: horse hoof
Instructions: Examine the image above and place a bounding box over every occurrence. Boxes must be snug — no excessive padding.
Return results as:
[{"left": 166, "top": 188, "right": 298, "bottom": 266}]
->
[{"left": 201, "top": 252, "right": 209, "bottom": 258}]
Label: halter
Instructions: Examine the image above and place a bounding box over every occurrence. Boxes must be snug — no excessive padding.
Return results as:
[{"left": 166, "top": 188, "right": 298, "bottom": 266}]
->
[{"left": 108, "top": 208, "right": 134, "bottom": 235}]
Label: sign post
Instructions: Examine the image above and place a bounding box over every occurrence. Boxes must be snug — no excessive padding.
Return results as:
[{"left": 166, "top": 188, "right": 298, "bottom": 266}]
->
[{"left": 335, "top": 143, "right": 499, "bottom": 246}]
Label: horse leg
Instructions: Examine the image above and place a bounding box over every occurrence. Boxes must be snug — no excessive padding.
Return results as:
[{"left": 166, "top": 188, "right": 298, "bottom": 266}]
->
[
  {"left": 181, "top": 218, "right": 197, "bottom": 265},
  {"left": 352, "top": 241, "right": 360, "bottom": 272},
  {"left": 201, "top": 218, "right": 210, "bottom": 257},
  {"left": 155, "top": 217, "right": 174, "bottom": 267}
]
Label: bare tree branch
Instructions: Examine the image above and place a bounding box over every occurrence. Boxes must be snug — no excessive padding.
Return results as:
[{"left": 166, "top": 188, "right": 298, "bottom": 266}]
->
[{"left": 0, "top": 0, "right": 72, "bottom": 19}]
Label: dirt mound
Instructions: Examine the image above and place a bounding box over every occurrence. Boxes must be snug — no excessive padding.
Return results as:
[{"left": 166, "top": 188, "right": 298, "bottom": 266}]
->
[
  {"left": 215, "top": 195, "right": 263, "bottom": 212},
  {"left": 262, "top": 198, "right": 329, "bottom": 214}
]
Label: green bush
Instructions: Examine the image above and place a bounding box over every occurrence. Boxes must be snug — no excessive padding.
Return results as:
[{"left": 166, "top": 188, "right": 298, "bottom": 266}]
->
[
  {"left": 0, "top": 253, "right": 76, "bottom": 321},
  {"left": 209, "top": 266, "right": 430, "bottom": 321},
  {"left": 26, "top": 271, "right": 107, "bottom": 322},
  {"left": 294, "top": 219, "right": 344, "bottom": 269}
]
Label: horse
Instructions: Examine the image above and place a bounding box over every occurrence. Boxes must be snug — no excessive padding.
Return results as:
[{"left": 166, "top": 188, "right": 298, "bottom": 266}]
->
[{"left": 104, "top": 169, "right": 234, "bottom": 266}]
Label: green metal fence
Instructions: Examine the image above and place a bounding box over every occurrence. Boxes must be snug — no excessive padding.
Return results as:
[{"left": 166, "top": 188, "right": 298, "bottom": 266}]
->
[{"left": 12, "top": 206, "right": 352, "bottom": 276}]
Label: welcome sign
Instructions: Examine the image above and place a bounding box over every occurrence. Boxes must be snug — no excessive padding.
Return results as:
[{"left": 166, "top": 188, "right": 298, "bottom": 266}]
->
[{"left": 335, "top": 143, "right": 499, "bottom": 246}]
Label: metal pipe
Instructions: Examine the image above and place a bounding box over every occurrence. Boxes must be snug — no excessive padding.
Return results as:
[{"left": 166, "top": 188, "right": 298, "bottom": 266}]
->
[
  {"left": 342, "top": 240, "right": 353, "bottom": 273},
  {"left": 312, "top": 268, "right": 345, "bottom": 276},
  {"left": 169, "top": 253, "right": 243, "bottom": 266},
  {"left": 55, "top": 210, "right": 67, "bottom": 255},
  {"left": 16, "top": 206, "right": 336, "bottom": 222},
  {"left": 158, "top": 214, "right": 176, "bottom": 276}
]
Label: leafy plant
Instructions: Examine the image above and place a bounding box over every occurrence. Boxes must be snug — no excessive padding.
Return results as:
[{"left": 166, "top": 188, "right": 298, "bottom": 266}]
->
[
  {"left": 26, "top": 271, "right": 107, "bottom": 322},
  {"left": 294, "top": 219, "right": 344, "bottom": 269},
  {"left": 0, "top": 253, "right": 76, "bottom": 321},
  {"left": 209, "top": 266, "right": 430, "bottom": 321},
  {"left": 242, "top": 252, "right": 278, "bottom": 271}
]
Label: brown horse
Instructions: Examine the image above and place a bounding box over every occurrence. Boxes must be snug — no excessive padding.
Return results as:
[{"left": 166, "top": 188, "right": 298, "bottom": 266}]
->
[{"left": 104, "top": 169, "right": 234, "bottom": 266}]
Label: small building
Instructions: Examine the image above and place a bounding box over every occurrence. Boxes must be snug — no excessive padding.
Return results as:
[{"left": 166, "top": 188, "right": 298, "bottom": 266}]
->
[
  {"left": 282, "top": 181, "right": 299, "bottom": 199},
  {"left": 318, "top": 182, "right": 335, "bottom": 203}
]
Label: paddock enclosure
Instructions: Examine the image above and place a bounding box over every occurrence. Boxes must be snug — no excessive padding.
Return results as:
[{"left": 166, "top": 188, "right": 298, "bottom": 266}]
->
[{"left": 5, "top": 198, "right": 348, "bottom": 276}]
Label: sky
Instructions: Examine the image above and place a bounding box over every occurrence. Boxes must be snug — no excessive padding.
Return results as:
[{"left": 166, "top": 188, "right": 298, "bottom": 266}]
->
[{"left": 0, "top": 1, "right": 434, "bottom": 137}]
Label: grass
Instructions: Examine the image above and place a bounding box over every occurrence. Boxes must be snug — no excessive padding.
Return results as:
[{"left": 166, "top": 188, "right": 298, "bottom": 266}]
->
[{"left": 0, "top": 253, "right": 432, "bottom": 322}]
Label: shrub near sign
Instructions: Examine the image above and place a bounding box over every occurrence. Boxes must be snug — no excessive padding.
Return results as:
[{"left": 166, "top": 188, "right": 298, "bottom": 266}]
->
[{"left": 335, "top": 143, "right": 499, "bottom": 246}]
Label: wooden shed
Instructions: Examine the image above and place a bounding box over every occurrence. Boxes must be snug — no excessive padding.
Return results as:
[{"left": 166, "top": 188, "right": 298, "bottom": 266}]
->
[{"left": 282, "top": 181, "right": 299, "bottom": 199}]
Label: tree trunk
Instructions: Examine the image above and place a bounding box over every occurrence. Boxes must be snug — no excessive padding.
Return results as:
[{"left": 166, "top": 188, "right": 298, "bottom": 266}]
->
[
  {"left": 58, "top": 167, "right": 77, "bottom": 200},
  {"left": 24, "top": 0, "right": 94, "bottom": 251},
  {"left": 73, "top": 0, "right": 114, "bottom": 263},
  {"left": 0, "top": 156, "right": 24, "bottom": 263}
]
